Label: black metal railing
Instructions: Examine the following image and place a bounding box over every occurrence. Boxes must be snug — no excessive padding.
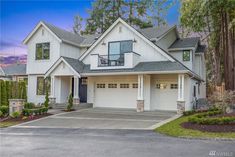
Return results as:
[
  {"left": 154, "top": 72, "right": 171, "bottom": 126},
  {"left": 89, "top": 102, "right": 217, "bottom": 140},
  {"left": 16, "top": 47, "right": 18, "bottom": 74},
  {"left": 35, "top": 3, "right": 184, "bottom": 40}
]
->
[{"left": 98, "top": 54, "right": 124, "bottom": 67}]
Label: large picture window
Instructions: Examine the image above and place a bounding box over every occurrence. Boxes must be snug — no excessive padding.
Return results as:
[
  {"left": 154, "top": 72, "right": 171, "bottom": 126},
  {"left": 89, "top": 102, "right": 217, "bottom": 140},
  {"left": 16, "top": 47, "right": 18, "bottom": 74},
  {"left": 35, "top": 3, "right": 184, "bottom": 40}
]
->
[
  {"left": 37, "top": 77, "right": 51, "bottom": 95},
  {"left": 36, "top": 43, "right": 50, "bottom": 60},
  {"left": 108, "top": 40, "right": 133, "bottom": 60}
]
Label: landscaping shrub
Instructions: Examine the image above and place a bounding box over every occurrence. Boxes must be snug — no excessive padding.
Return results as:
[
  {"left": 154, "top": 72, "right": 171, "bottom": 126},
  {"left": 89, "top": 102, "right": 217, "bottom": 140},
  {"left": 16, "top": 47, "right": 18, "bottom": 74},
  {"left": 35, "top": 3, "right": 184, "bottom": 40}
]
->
[
  {"left": 24, "top": 102, "right": 35, "bottom": 109},
  {"left": 11, "top": 111, "right": 20, "bottom": 118},
  {"left": 22, "top": 107, "right": 48, "bottom": 116},
  {"left": 0, "top": 105, "right": 9, "bottom": 115},
  {"left": 188, "top": 109, "right": 235, "bottom": 125},
  {"left": 44, "top": 88, "right": 49, "bottom": 108},
  {"left": 67, "top": 93, "right": 73, "bottom": 111},
  {"left": 183, "top": 107, "right": 220, "bottom": 116},
  {"left": 0, "top": 110, "right": 3, "bottom": 117}
]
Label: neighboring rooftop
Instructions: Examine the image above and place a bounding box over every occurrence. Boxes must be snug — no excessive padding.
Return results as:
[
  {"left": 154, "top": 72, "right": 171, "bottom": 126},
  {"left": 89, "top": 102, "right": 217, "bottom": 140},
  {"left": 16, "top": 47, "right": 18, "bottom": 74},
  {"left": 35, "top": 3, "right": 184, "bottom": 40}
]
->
[
  {"left": 169, "top": 37, "right": 200, "bottom": 49},
  {"left": 1, "top": 64, "right": 26, "bottom": 76},
  {"left": 138, "top": 26, "right": 174, "bottom": 39}
]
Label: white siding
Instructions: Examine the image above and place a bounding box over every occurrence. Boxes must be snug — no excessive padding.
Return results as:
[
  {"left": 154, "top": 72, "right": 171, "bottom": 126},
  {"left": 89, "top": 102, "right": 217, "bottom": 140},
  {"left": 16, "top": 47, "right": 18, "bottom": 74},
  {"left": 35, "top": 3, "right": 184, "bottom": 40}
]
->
[
  {"left": 27, "top": 75, "right": 45, "bottom": 104},
  {"left": 60, "top": 43, "right": 81, "bottom": 59},
  {"left": 156, "top": 28, "right": 177, "bottom": 51},
  {"left": 82, "top": 22, "right": 169, "bottom": 64},
  {"left": 26, "top": 26, "right": 61, "bottom": 74},
  {"left": 170, "top": 50, "right": 193, "bottom": 70}
]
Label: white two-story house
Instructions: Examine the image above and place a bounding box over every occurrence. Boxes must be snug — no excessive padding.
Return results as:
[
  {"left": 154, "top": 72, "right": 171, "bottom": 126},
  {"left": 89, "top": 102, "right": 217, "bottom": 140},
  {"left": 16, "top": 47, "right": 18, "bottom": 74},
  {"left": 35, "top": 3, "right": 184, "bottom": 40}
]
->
[{"left": 23, "top": 18, "right": 206, "bottom": 112}]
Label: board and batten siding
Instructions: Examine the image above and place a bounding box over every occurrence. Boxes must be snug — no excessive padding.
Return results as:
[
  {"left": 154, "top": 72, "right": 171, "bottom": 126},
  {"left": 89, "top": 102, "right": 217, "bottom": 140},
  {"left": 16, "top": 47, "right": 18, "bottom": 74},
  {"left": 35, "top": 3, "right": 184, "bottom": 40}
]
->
[{"left": 82, "top": 22, "right": 169, "bottom": 64}]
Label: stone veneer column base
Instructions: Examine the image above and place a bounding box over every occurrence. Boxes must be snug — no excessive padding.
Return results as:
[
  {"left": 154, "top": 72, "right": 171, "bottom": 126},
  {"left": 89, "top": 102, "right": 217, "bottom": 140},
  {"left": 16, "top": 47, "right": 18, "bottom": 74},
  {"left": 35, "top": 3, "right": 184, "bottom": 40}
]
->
[
  {"left": 49, "top": 97, "right": 56, "bottom": 108},
  {"left": 177, "top": 101, "right": 185, "bottom": 114},
  {"left": 137, "top": 100, "right": 144, "bottom": 112},
  {"left": 73, "top": 97, "right": 80, "bottom": 107},
  {"left": 9, "top": 99, "right": 25, "bottom": 115}
]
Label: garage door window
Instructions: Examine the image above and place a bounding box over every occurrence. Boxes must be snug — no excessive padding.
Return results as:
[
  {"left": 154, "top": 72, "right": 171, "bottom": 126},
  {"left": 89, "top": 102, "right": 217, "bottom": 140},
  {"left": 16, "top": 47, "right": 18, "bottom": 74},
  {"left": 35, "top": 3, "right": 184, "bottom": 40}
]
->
[
  {"left": 120, "top": 84, "right": 129, "bottom": 88},
  {"left": 156, "top": 83, "right": 167, "bottom": 89},
  {"left": 97, "top": 84, "right": 105, "bottom": 88},
  {"left": 170, "top": 84, "right": 178, "bottom": 89},
  {"left": 132, "top": 83, "right": 138, "bottom": 88},
  {"left": 108, "top": 84, "right": 117, "bottom": 88}
]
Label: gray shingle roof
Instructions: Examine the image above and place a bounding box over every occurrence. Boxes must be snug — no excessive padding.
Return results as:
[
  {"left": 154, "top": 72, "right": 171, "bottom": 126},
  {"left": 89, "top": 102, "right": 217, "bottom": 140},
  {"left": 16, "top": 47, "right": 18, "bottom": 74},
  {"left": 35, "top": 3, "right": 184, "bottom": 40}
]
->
[
  {"left": 2, "top": 64, "right": 26, "bottom": 76},
  {"left": 43, "top": 21, "right": 174, "bottom": 47},
  {"left": 43, "top": 21, "right": 85, "bottom": 45},
  {"left": 138, "top": 26, "right": 174, "bottom": 39},
  {"left": 196, "top": 45, "right": 206, "bottom": 53},
  {"left": 169, "top": 37, "right": 200, "bottom": 49},
  {"left": 61, "top": 57, "right": 187, "bottom": 74}
]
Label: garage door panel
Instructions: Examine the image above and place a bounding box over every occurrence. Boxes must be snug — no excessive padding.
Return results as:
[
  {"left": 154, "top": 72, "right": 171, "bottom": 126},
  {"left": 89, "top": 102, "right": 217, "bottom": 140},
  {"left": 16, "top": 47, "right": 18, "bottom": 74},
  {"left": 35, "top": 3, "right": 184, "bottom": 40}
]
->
[{"left": 95, "top": 83, "right": 137, "bottom": 109}]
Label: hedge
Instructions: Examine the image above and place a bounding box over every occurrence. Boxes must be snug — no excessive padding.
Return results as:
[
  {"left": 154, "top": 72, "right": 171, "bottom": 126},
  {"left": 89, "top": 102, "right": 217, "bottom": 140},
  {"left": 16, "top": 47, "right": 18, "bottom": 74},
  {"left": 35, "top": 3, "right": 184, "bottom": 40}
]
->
[
  {"left": 0, "top": 81, "right": 27, "bottom": 106},
  {"left": 0, "top": 105, "right": 9, "bottom": 116},
  {"left": 22, "top": 107, "right": 48, "bottom": 116},
  {"left": 188, "top": 110, "right": 235, "bottom": 125}
]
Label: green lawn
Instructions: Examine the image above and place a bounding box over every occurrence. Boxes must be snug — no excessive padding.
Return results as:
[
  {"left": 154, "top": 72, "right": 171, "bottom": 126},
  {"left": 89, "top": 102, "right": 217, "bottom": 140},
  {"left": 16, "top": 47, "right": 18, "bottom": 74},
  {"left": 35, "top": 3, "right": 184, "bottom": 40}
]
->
[
  {"left": 0, "top": 121, "right": 20, "bottom": 128},
  {"left": 155, "top": 115, "right": 235, "bottom": 139}
]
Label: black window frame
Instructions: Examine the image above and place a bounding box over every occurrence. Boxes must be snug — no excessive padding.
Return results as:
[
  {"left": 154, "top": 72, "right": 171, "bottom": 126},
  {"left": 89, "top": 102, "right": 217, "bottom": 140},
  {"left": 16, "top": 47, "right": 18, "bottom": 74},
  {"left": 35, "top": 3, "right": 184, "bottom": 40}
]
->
[
  {"left": 35, "top": 42, "right": 50, "bottom": 60},
  {"left": 183, "top": 50, "right": 190, "bottom": 61},
  {"left": 108, "top": 40, "right": 133, "bottom": 57},
  {"left": 36, "top": 77, "right": 51, "bottom": 95}
]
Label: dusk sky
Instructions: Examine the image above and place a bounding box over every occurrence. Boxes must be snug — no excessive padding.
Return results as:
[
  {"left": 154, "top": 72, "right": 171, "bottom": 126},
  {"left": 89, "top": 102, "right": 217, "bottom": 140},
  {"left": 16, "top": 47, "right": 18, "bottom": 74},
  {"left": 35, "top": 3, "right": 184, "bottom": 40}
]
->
[{"left": 0, "top": 0, "right": 180, "bottom": 57}]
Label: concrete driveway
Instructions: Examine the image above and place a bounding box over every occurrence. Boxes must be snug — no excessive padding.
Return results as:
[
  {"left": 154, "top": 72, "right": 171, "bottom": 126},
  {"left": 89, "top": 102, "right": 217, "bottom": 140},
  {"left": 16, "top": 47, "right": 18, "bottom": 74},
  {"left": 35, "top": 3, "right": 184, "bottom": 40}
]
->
[{"left": 14, "top": 108, "right": 177, "bottom": 130}]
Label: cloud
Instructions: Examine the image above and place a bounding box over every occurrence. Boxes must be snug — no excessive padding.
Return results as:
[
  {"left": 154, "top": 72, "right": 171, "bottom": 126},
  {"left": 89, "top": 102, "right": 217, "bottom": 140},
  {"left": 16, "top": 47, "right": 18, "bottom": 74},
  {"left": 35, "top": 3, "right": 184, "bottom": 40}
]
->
[
  {"left": 0, "top": 40, "right": 26, "bottom": 50},
  {"left": 0, "top": 46, "right": 27, "bottom": 57}
]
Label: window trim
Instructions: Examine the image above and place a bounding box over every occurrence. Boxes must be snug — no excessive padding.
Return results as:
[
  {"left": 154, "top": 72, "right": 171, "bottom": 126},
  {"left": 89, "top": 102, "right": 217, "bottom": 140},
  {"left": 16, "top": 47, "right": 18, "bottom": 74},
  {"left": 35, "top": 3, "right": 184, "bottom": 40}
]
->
[
  {"left": 183, "top": 50, "right": 190, "bottom": 61},
  {"left": 35, "top": 42, "right": 50, "bottom": 60}
]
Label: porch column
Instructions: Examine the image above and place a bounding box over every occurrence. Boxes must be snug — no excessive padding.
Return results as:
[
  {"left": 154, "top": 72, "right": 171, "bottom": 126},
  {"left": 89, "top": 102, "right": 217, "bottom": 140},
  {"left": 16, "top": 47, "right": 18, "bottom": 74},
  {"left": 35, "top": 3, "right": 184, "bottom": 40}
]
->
[
  {"left": 49, "top": 76, "right": 56, "bottom": 105},
  {"left": 73, "top": 76, "right": 80, "bottom": 106},
  {"left": 137, "top": 74, "right": 144, "bottom": 112},
  {"left": 177, "top": 74, "right": 185, "bottom": 114}
]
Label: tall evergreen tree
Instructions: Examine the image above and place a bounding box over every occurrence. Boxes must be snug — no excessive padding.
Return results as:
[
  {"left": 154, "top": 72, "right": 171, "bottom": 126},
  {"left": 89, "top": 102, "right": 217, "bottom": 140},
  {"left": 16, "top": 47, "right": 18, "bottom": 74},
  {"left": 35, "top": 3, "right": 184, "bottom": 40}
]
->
[{"left": 1, "top": 81, "right": 7, "bottom": 106}]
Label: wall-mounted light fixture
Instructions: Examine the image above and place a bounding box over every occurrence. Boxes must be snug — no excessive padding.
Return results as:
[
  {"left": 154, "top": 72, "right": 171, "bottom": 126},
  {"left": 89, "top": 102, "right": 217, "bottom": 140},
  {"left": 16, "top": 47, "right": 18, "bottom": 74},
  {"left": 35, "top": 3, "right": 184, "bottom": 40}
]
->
[
  {"left": 133, "top": 38, "right": 137, "bottom": 43},
  {"left": 101, "top": 40, "right": 106, "bottom": 45}
]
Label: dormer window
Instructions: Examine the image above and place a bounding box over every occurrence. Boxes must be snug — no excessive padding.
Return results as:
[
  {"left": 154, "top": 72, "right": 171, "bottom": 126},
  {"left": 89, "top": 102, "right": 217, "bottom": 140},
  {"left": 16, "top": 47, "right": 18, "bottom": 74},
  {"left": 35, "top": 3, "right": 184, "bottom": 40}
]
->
[
  {"left": 36, "top": 42, "right": 50, "bottom": 60},
  {"left": 183, "top": 50, "right": 190, "bottom": 61}
]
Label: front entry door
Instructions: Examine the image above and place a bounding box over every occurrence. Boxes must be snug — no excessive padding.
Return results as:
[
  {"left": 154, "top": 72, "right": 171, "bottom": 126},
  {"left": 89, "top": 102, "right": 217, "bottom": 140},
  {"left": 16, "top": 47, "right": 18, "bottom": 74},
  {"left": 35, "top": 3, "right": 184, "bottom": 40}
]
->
[{"left": 79, "top": 77, "right": 87, "bottom": 103}]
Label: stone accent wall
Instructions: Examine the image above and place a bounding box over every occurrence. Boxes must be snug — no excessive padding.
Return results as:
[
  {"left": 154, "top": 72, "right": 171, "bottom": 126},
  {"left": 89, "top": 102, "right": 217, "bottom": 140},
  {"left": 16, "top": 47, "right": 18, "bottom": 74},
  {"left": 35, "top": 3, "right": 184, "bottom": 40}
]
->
[
  {"left": 9, "top": 99, "right": 25, "bottom": 115},
  {"left": 73, "top": 98, "right": 80, "bottom": 106},
  {"left": 137, "top": 100, "right": 144, "bottom": 112},
  {"left": 177, "top": 101, "right": 185, "bottom": 114}
]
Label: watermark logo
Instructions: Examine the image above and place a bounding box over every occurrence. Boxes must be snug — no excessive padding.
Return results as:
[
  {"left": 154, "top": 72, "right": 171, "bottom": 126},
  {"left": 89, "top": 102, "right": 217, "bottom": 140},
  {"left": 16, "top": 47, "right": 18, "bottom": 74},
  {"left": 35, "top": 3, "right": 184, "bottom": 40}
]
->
[{"left": 209, "top": 150, "right": 233, "bottom": 157}]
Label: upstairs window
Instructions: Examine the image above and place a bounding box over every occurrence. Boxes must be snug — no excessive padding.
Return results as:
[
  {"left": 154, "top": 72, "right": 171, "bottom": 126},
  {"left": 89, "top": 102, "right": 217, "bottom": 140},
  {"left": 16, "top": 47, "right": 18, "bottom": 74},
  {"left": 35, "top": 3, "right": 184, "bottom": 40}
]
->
[
  {"left": 183, "top": 50, "right": 190, "bottom": 61},
  {"left": 36, "top": 43, "right": 50, "bottom": 60},
  {"left": 108, "top": 40, "right": 133, "bottom": 60}
]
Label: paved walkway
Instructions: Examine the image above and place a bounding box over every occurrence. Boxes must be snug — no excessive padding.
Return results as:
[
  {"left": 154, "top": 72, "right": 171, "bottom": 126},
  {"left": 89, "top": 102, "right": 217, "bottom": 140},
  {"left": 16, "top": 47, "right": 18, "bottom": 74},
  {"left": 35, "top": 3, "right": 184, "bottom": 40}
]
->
[{"left": 13, "top": 108, "right": 177, "bottom": 130}]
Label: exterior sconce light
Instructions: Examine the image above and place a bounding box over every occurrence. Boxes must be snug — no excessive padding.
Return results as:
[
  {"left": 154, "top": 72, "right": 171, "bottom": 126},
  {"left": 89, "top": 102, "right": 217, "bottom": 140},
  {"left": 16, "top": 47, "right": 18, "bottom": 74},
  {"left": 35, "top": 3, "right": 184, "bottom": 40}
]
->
[
  {"left": 133, "top": 38, "right": 137, "bottom": 43},
  {"left": 102, "top": 40, "right": 106, "bottom": 45}
]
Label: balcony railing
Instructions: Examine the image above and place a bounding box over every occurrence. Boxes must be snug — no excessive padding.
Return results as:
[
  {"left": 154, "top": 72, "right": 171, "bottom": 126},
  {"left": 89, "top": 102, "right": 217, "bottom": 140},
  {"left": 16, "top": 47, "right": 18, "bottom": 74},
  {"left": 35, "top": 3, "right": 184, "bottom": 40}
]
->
[{"left": 98, "top": 54, "right": 124, "bottom": 67}]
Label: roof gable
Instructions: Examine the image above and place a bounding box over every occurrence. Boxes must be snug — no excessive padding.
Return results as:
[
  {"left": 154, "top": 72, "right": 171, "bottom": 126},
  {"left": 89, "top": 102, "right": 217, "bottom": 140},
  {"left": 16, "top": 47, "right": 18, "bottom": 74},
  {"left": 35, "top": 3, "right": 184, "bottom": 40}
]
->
[{"left": 79, "top": 18, "right": 175, "bottom": 62}]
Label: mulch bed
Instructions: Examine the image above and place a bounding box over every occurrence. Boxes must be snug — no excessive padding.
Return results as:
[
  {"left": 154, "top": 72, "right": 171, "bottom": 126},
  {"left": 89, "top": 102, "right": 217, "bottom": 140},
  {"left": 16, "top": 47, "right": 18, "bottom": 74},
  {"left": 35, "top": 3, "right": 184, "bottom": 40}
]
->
[
  {"left": 181, "top": 112, "right": 235, "bottom": 133},
  {"left": 0, "top": 113, "right": 52, "bottom": 123}
]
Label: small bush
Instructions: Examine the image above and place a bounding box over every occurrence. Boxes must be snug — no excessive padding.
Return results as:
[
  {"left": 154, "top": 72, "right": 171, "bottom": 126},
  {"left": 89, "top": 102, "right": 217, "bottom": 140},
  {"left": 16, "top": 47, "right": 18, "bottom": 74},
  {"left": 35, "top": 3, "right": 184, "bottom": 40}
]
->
[
  {"left": 22, "top": 108, "right": 33, "bottom": 116},
  {"left": 67, "top": 93, "right": 73, "bottom": 111},
  {"left": 188, "top": 109, "right": 235, "bottom": 125},
  {"left": 0, "top": 110, "right": 3, "bottom": 117},
  {"left": 11, "top": 111, "right": 20, "bottom": 118},
  {"left": 0, "top": 105, "right": 9, "bottom": 115},
  {"left": 24, "top": 102, "right": 35, "bottom": 109}
]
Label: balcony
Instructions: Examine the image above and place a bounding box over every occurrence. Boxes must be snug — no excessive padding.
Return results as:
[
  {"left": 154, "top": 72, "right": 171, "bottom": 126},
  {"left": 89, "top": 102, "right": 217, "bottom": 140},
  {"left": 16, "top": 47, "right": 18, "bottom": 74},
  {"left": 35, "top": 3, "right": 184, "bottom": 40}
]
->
[
  {"left": 98, "top": 54, "right": 124, "bottom": 67},
  {"left": 90, "top": 52, "right": 140, "bottom": 70}
]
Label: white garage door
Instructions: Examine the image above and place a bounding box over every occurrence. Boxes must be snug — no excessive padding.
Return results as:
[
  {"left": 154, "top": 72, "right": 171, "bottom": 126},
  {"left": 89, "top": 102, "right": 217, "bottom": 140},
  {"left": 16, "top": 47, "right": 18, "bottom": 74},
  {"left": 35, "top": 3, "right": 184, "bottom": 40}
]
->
[
  {"left": 152, "top": 82, "right": 178, "bottom": 111},
  {"left": 94, "top": 82, "right": 138, "bottom": 109}
]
